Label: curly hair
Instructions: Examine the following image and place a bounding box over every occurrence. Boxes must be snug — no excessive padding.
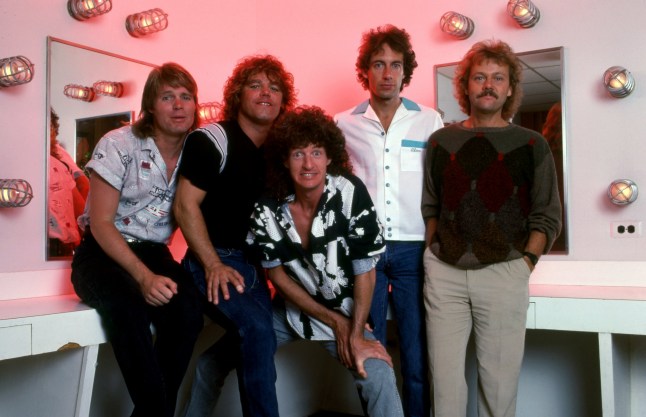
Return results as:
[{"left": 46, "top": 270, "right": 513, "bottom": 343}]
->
[
  {"left": 355, "top": 24, "right": 418, "bottom": 91},
  {"left": 453, "top": 39, "right": 523, "bottom": 121},
  {"left": 50, "top": 108, "right": 61, "bottom": 157},
  {"left": 132, "top": 62, "right": 199, "bottom": 139},
  {"left": 264, "top": 106, "right": 353, "bottom": 200},
  {"left": 220, "top": 55, "right": 297, "bottom": 122}
]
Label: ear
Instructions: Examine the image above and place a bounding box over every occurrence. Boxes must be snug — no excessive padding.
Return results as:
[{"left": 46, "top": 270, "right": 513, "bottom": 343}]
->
[{"left": 507, "top": 86, "right": 513, "bottom": 97}]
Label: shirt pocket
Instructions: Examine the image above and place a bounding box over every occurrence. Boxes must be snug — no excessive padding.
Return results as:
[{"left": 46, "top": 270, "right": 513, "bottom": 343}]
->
[{"left": 400, "top": 139, "right": 426, "bottom": 172}]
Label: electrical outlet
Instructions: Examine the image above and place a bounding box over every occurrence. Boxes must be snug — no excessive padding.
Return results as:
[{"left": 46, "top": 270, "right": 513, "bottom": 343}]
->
[{"left": 611, "top": 221, "right": 642, "bottom": 238}]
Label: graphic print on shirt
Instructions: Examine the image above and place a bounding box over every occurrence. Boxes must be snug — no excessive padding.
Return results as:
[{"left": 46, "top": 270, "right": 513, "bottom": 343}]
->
[{"left": 139, "top": 160, "right": 152, "bottom": 180}]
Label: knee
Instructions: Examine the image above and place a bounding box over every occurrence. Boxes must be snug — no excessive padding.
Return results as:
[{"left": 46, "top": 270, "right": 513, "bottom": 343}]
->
[
  {"left": 362, "top": 358, "right": 397, "bottom": 389},
  {"left": 238, "top": 314, "right": 276, "bottom": 342}
]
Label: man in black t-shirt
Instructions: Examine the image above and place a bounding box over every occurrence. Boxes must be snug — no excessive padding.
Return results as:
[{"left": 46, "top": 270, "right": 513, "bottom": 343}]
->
[{"left": 174, "top": 55, "right": 296, "bottom": 417}]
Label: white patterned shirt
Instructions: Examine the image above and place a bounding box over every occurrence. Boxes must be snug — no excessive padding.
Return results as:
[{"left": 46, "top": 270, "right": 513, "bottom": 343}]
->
[
  {"left": 78, "top": 126, "right": 181, "bottom": 244},
  {"left": 248, "top": 174, "right": 385, "bottom": 340}
]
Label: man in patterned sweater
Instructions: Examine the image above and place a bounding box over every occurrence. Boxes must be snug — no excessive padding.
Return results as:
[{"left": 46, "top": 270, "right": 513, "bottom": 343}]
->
[{"left": 422, "top": 40, "right": 561, "bottom": 417}]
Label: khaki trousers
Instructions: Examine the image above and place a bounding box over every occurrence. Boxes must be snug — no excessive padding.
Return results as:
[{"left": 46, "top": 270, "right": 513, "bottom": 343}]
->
[{"left": 423, "top": 248, "right": 530, "bottom": 417}]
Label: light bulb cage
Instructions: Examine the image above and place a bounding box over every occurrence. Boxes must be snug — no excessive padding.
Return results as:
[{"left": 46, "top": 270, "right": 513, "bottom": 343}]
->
[
  {"left": 507, "top": 0, "right": 541, "bottom": 28},
  {"left": 67, "top": 0, "right": 112, "bottom": 21},
  {"left": 64, "top": 84, "right": 96, "bottom": 102},
  {"left": 603, "top": 66, "right": 635, "bottom": 98},
  {"left": 0, "top": 179, "right": 33, "bottom": 208},
  {"left": 198, "top": 102, "right": 220, "bottom": 125},
  {"left": 608, "top": 179, "right": 638, "bottom": 205},
  {"left": 0, "top": 56, "right": 35, "bottom": 88},
  {"left": 126, "top": 8, "right": 169, "bottom": 37},
  {"left": 93, "top": 80, "right": 124, "bottom": 98},
  {"left": 440, "top": 11, "right": 475, "bottom": 40}
]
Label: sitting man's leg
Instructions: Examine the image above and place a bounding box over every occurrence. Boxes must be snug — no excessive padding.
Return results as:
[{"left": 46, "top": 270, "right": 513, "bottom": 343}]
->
[
  {"left": 183, "top": 250, "right": 278, "bottom": 417},
  {"left": 320, "top": 332, "right": 404, "bottom": 417}
]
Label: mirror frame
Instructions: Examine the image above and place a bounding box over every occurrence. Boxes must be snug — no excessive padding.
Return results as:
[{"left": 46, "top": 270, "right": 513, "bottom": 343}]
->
[
  {"left": 434, "top": 47, "right": 568, "bottom": 254},
  {"left": 46, "top": 36, "right": 157, "bottom": 260}
]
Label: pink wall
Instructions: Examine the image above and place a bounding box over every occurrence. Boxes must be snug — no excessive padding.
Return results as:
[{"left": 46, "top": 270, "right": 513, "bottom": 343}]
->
[{"left": 1, "top": 0, "right": 646, "bottom": 299}]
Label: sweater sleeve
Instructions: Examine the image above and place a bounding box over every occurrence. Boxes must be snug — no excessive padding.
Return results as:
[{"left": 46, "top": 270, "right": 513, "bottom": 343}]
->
[{"left": 528, "top": 135, "right": 562, "bottom": 253}]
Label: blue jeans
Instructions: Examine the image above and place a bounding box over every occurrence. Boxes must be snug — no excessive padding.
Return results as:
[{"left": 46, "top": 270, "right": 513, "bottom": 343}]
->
[
  {"left": 372, "top": 241, "right": 430, "bottom": 417},
  {"left": 182, "top": 249, "right": 278, "bottom": 417},
  {"left": 273, "top": 301, "right": 404, "bottom": 417}
]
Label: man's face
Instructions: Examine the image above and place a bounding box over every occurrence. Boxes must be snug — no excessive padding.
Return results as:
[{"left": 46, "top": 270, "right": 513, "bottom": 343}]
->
[
  {"left": 363, "top": 43, "right": 404, "bottom": 101},
  {"left": 286, "top": 143, "right": 331, "bottom": 194},
  {"left": 150, "top": 84, "right": 196, "bottom": 139},
  {"left": 238, "top": 72, "right": 283, "bottom": 127},
  {"left": 465, "top": 59, "right": 512, "bottom": 118}
]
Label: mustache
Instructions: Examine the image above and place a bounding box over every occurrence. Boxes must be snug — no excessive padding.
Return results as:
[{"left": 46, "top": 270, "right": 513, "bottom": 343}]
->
[{"left": 477, "top": 88, "right": 498, "bottom": 99}]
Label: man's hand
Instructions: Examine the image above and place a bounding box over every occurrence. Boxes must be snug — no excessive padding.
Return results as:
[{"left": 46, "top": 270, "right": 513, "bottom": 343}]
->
[
  {"left": 350, "top": 335, "right": 393, "bottom": 378},
  {"left": 205, "top": 263, "right": 245, "bottom": 304},
  {"left": 140, "top": 274, "right": 178, "bottom": 306},
  {"left": 331, "top": 316, "right": 392, "bottom": 378},
  {"left": 331, "top": 315, "right": 354, "bottom": 368}
]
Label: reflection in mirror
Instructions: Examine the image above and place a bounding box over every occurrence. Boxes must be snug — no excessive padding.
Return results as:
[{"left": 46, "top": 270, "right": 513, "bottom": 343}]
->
[
  {"left": 46, "top": 37, "right": 156, "bottom": 260},
  {"left": 435, "top": 47, "right": 567, "bottom": 253}
]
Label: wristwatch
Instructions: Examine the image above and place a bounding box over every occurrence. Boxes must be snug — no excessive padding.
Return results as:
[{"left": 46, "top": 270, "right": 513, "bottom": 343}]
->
[{"left": 523, "top": 251, "right": 539, "bottom": 266}]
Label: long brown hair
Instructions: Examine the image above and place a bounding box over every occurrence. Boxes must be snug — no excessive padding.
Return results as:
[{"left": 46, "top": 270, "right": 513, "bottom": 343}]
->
[{"left": 132, "top": 62, "right": 199, "bottom": 138}]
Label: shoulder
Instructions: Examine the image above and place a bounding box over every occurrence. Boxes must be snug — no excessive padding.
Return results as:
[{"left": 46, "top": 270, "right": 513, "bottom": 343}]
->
[
  {"left": 94, "top": 126, "right": 143, "bottom": 154},
  {"left": 252, "top": 196, "right": 282, "bottom": 222},
  {"left": 510, "top": 124, "right": 550, "bottom": 148},
  {"left": 401, "top": 98, "right": 443, "bottom": 120},
  {"left": 185, "top": 123, "right": 228, "bottom": 152},
  {"left": 429, "top": 122, "right": 461, "bottom": 139},
  {"left": 334, "top": 100, "right": 369, "bottom": 122},
  {"left": 330, "top": 173, "right": 370, "bottom": 197}
]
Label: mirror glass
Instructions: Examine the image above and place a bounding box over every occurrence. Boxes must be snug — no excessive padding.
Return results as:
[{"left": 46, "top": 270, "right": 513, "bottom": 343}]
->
[
  {"left": 435, "top": 47, "right": 567, "bottom": 253},
  {"left": 46, "top": 37, "right": 156, "bottom": 260}
]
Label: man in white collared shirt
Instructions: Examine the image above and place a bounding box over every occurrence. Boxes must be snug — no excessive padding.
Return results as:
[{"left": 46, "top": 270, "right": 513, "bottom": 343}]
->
[{"left": 335, "top": 24, "right": 443, "bottom": 417}]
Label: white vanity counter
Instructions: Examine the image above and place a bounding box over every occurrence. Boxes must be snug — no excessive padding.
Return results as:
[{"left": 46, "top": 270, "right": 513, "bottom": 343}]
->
[{"left": 0, "top": 264, "right": 645, "bottom": 417}]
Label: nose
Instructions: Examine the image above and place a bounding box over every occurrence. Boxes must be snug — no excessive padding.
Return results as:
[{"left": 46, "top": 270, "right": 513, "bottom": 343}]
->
[
  {"left": 383, "top": 66, "right": 393, "bottom": 80},
  {"left": 302, "top": 154, "right": 314, "bottom": 168},
  {"left": 172, "top": 97, "right": 183, "bottom": 109}
]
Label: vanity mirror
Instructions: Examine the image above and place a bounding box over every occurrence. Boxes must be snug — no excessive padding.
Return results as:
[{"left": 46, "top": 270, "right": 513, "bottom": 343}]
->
[
  {"left": 435, "top": 47, "right": 567, "bottom": 253},
  {"left": 46, "top": 36, "right": 156, "bottom": 260}
]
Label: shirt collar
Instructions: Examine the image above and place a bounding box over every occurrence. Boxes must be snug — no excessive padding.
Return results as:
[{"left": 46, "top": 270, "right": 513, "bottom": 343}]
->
[{"left": 350, "top": 97, "right": 421, "bottom": 115}]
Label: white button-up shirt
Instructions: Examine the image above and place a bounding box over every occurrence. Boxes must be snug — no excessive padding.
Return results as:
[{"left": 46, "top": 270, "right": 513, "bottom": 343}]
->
[{"left": 335, "top": 98, "right": 443, "bottom": 241}]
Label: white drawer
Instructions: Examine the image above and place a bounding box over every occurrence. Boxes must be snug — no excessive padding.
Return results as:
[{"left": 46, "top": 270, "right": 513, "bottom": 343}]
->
[{"left": 0, "top": 324, "right": 31, "bottom": 360}]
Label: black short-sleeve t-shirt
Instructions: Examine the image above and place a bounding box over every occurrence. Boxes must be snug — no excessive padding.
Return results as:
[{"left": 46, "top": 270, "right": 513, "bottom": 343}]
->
[{"left": 179, "top": 120, "right": 265, "bottom": 249}]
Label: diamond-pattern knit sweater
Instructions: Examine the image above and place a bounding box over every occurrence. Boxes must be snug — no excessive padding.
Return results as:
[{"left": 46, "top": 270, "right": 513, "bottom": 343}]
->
[{"left": 422, "top": 123, "right": 562, "bottom": 269}]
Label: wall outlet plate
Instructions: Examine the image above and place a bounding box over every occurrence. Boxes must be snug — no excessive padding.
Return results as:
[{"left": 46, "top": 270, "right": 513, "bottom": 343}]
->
[{"left": 610, "top": 221, "right": 642, "bottom": 238}]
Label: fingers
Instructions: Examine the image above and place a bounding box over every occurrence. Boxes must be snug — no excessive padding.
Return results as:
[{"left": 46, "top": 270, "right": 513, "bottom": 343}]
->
[
  {"left": 206, "top": 265, "right": 246, "bottom": 305},
  {"left": 355, "top": 359, "right": 368, "bottom": 379},
  {"left": 229, "top": 270, "right": 245, "bottom": 293},
  {"left": 219, "top": 279, "right": 230, "bottom": 302},
  {"left": 143, "top": 276, "right": 176, "bottom": 306},
  {"left": 208, "top": 278, "right": 219, "bottom": 304}
]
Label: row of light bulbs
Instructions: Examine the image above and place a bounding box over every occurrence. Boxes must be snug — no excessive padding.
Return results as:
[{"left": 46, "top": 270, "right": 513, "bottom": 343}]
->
[
  {"left": 440, "top": 0, "right": 541, "bottom": 40},
  {"left": 64, "top": 80, "right": 124, "bottom": 102},
  {"left": 0, "top": 0, "right": 640, "bottom": 208},
  {"left": 68, "top": 0, "right": 168, "bottom": 38}
]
